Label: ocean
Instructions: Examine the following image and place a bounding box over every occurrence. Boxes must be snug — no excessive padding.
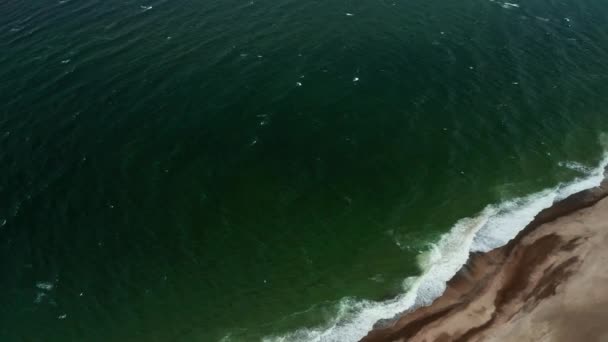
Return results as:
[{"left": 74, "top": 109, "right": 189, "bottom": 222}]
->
[{"left": 1, "top": 0, "right": 608, "bottom": 341}]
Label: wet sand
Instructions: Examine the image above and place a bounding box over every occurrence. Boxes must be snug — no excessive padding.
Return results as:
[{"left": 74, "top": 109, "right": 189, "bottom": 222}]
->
[{"left": 361, "top": 176, "right": 608, "bottom": 342}]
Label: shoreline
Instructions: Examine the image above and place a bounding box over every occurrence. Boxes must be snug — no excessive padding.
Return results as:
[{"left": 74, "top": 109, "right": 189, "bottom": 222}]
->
[{"left": 361, "top": 168, "right": 608, "bottom": 341}]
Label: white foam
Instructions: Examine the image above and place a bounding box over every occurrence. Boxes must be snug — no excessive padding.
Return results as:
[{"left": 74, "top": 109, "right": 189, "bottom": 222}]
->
[
  {"left": 262, "top": 151, "right": 608, "bottom": 342},
  {"left": 559, "top": 161, "right": 592, "bottom": 173},
  {"left": 34, "top": 292, "right": 46, "bottom": 304},
  {"left": 502, "top": 2, "right": 520, "bottom": 9},
  {"left": 36, "top": 281, "right": 54, "bottom": 291},
  {"left": 489, "top": 0, "right": 520, "bottom": 9}
]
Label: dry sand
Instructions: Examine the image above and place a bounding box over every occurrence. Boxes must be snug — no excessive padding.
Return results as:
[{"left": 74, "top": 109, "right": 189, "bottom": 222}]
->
[{"left": 361, "top": 178, "right": 608, "bottom": 342}]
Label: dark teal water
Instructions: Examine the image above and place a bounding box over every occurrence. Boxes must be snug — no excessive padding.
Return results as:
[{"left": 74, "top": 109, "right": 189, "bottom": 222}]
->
[{"left": 1, "top": 0, "right": 608, "bottom": 341}]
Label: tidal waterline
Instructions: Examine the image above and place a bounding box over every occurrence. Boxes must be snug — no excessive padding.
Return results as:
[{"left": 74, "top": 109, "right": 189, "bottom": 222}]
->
[{"left": 1, "top": 0, "right": 608, "bottom": 340}]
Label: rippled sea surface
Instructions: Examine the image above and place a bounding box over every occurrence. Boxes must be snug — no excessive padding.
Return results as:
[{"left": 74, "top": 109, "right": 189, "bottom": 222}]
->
[{"left": 1, "top": 0, "right": 608, "bottom": 341}]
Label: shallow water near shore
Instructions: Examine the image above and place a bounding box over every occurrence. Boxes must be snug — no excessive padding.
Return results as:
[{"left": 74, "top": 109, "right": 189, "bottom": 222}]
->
[{"left": 2, "top": 0, "right": 608, "bottom": 341}]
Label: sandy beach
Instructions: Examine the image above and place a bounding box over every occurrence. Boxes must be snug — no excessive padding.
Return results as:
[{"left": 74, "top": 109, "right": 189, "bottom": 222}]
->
[{"left": 361, "top": 173, "right": 608, "bottom": 342}]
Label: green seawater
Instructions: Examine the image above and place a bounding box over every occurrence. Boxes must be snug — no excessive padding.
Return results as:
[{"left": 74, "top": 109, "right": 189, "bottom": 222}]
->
[{"left": 1, "top": 0, "right": 608, "bottom": 340}]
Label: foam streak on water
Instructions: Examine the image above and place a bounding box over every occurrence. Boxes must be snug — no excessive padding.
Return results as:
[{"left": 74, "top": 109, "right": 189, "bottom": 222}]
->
[{"left": 262, "top": 152, "right": 608, "bottom": 342}]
